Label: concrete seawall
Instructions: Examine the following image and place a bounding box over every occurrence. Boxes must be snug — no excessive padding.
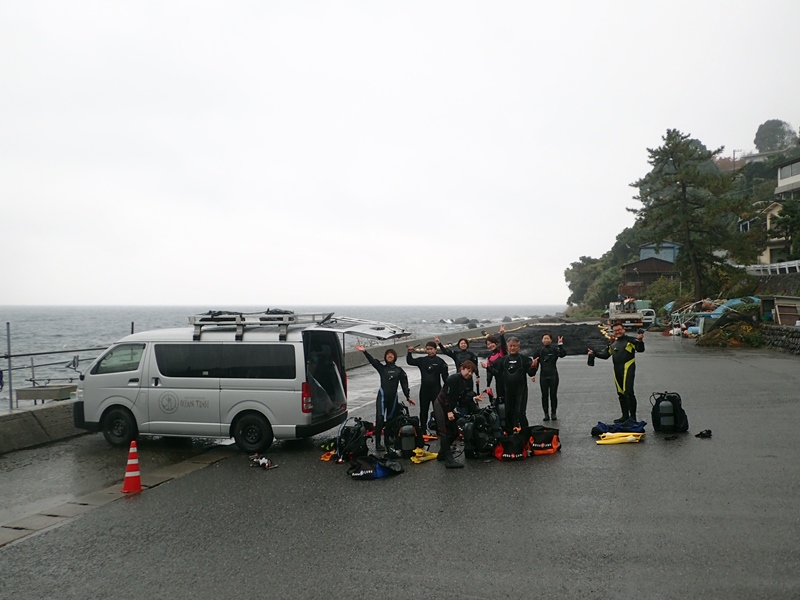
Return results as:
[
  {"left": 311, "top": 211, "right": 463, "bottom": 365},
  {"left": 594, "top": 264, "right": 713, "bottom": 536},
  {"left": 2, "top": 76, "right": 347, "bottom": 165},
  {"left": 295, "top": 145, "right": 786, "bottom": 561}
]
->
[
  {"left": 0, "top": 318, "right": 567, "bottom": 455},
  {"left": 0, "top": 400, "right": 84, "bottom": 455}
]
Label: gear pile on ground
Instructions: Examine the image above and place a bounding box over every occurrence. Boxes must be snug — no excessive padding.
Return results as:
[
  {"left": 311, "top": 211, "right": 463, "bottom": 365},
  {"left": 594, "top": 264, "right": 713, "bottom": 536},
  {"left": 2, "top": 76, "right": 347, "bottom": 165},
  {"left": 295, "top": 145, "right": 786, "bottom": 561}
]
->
[{"left": 697, "top": 303, "right": 763, "bottom": 348}]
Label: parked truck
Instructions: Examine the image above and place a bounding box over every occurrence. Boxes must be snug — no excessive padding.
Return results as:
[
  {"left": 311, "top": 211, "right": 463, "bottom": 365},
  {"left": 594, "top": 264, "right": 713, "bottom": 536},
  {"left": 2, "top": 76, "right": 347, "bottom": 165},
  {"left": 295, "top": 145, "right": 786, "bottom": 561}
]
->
[{"left": 604, "top": 298, "right": 653, "bottom": 330}]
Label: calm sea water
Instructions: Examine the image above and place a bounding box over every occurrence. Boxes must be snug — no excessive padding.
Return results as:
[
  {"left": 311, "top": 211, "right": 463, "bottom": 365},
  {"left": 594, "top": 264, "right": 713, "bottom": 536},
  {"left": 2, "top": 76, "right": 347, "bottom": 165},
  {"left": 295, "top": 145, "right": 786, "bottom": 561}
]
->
[{"left": 0, "top": 304, "right": 565, "bottom": 397}]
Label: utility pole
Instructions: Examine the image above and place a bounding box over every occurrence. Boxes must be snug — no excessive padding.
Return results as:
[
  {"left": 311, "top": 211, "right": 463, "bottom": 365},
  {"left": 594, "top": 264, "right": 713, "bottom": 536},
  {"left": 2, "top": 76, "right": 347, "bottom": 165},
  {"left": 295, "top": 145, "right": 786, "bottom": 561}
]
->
[{"left": 732, "top": 149, "right": 743, "bottom": 170}]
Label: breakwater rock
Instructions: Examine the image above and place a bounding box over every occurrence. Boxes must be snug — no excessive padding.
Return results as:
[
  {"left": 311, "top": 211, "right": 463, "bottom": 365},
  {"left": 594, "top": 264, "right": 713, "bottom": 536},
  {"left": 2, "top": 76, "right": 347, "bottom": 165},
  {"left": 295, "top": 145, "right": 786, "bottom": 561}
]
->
[
  {"left": 346, "top": 320, "right": 607, "bottom": 369},
  {"left": 474, "top": 323, "right": 609, "bottom": 358},
  {"left": 762, "top": 324, "right": 800, "bottom": 355}
]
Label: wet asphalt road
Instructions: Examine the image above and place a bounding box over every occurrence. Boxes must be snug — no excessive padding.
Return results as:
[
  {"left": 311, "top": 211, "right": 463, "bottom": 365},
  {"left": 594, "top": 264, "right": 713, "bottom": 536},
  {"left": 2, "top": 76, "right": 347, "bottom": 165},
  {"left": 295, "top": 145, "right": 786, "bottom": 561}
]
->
[
  {"left": 2, "top": 335, "right": 800, "bottom": 599},
  {"left": 0, "top": 355, "right": 413, "bottom": 525}
]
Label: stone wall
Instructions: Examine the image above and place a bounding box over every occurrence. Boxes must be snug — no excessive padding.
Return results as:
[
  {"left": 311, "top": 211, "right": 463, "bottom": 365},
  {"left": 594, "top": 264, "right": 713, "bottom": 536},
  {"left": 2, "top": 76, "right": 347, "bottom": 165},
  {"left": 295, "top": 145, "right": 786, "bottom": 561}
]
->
[{"left": 762, "top": 324, "right": 800, "bottom": 355}]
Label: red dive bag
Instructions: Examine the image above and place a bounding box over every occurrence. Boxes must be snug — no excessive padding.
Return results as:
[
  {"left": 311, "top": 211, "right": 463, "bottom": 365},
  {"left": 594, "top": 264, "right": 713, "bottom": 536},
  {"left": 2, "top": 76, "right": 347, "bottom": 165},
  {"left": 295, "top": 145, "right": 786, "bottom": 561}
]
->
[
  {"left": 493, "top": 433, "right": 529, "bottom": 461},
  {"left": 527, "top": 425, "right": 561, "bottom": 455}
]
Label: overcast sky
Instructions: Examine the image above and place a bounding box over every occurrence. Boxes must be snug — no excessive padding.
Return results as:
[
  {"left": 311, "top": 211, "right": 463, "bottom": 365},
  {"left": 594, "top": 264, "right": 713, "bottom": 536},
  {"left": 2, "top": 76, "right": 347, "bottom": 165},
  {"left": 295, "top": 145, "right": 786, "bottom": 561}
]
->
[{"left": 1, "top": 1, "right": 798, "bottom": 307}]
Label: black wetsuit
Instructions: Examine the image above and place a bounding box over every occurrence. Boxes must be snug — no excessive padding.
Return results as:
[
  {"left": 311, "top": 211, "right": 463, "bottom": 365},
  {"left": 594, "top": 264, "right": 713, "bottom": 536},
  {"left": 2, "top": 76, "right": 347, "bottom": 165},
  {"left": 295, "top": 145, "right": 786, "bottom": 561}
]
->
[
  {"left": 491, "top": 352, "right": 535, "bottom": 435},
  {"left": 363, "top": 351, "right": 411, "bottom": 445},
  {"left": 434, "top": 373, "right": 477, "bottom": 445},
  {"left": 406, "top": 351, "right": 448, "bottom": 433},
  {"left": 531, "top": 343, "right": 567, "bottom": 417},
  {"left": 484, "top": 334, "right": 507, "bottom": 398},
  {"left": 438, "top": 343, "right": 480, "bottom": 392},
  {"left": 595, "top": 335, "right": 645, "bottom": 420}
]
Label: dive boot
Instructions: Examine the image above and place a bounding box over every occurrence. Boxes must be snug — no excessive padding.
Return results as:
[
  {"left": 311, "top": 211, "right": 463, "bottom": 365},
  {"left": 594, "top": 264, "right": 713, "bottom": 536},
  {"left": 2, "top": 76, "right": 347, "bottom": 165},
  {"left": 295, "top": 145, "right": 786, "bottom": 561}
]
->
[{"left": 440, "top": 439, "right": 463, "bottom": 469}]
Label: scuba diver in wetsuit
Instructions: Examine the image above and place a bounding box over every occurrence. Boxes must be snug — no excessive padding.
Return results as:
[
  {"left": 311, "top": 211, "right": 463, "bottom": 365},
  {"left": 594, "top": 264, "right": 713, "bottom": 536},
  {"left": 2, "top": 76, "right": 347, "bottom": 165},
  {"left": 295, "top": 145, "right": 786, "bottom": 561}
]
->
[
  {"left": 356, "top": 345, "right": 414, "bottom": 451},
  {"left": 406, "top": 342, "right": 448, "bottom": 435},
  {"left": 433, "top": 360, "right": 484, "bottom": 469},
  {"left": 531, "top": 332, "right": 567, "bottom": 421},
  {"left": 480, "top": 324, "right": 507, "bottom": 398},
  {"left": 588, "top": 322, "right": 645, "bottom": 422},
  {"left": 489, "top": 336, "right": 535, "bottom": 435},
  {"left": 435, "top": 336, "right": 480, "bottom": 394}
]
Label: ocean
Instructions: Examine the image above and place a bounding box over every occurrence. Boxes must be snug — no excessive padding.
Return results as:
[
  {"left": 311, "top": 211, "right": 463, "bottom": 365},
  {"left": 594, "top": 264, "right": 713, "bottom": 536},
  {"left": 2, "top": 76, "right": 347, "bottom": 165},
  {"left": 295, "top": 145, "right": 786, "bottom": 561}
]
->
[{"left": 0, "top": 304, "right": 565, "bottom": 402}]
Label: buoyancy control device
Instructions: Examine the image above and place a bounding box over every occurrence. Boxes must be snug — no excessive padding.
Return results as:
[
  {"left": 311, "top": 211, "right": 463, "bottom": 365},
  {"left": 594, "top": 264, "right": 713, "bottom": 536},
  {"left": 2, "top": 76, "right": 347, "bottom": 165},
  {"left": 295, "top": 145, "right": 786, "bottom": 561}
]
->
[{"left": 650, "top": 391, "right": 689, "bottom": 433}]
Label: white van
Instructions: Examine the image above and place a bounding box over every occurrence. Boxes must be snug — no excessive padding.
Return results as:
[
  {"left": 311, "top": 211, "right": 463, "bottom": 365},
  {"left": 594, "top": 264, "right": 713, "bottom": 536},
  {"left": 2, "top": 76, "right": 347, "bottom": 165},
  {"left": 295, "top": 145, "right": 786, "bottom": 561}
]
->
[{"left": 73, "top": 311, "right": 408, "bottom": 453}]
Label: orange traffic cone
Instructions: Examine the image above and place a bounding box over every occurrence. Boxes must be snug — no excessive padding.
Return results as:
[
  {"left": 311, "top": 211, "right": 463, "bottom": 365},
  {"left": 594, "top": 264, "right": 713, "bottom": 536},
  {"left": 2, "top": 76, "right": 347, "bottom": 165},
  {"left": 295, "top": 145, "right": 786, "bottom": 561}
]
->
[{"left": 121, "top": 440, "right": 142, "bottom": 493}]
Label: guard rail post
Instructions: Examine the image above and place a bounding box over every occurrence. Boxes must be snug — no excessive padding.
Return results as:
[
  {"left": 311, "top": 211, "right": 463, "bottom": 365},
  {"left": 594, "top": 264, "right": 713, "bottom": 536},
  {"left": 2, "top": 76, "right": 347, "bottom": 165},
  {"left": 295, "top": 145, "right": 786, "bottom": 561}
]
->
[{"left": 6, "top": 322, "right": 12, "bottom": 411}]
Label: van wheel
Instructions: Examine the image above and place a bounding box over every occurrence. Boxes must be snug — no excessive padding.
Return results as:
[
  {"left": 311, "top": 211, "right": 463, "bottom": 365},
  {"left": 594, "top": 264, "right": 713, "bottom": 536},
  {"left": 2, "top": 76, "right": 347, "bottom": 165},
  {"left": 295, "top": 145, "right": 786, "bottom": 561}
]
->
[
  {"left": 102, "top": 407, "right": 138, "bottom": 447},
  {"left": 233, "top": 413, "right": 274, "bottom": 453}
]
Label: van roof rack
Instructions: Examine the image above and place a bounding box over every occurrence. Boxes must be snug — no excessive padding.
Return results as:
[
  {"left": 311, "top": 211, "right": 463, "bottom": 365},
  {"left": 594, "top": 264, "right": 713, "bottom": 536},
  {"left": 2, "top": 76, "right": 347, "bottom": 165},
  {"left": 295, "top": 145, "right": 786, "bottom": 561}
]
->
[
  {"left": 188, "top": 310, "right": 411, "bottom": 342},
  {"left": 189, "top": 310, "right": 335, "bottom": 341}
]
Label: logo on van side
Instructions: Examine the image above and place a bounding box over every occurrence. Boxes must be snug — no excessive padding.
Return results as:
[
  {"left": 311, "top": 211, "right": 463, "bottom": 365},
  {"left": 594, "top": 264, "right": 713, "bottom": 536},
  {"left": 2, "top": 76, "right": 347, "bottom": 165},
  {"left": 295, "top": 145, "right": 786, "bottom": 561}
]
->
[{"left": 159, "top": 392, "right": 179, "bottom": 414}]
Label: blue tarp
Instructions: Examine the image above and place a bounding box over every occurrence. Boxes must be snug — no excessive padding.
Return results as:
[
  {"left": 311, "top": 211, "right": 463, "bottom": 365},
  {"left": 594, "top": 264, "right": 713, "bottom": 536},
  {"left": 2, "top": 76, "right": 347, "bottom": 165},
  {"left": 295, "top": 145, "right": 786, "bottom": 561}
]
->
[{"left": 710, "top": 296, "right": 760, "bottom": 317}]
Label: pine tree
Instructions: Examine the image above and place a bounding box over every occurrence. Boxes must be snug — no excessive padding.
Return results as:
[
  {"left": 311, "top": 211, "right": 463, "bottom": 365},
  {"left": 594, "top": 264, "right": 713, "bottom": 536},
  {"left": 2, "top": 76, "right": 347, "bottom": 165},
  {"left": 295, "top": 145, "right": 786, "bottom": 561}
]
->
[{"left": 630, "top": 129, "right": 752, "bottom": 301}]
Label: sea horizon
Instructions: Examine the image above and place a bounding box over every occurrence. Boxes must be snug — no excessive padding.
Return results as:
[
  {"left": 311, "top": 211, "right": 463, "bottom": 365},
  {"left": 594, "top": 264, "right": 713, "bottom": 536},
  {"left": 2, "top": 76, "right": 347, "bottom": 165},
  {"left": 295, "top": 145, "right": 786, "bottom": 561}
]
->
[{"left": 1, "top": 304, "right": 568, "bottom": 393}]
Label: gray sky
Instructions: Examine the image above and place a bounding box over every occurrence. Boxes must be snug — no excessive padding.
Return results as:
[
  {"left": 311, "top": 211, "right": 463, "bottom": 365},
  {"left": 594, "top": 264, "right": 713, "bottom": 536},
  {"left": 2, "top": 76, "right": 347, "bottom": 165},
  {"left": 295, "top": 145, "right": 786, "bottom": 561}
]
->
[{"left": 2, "top": 1, "right": 798, "bottom": 306}]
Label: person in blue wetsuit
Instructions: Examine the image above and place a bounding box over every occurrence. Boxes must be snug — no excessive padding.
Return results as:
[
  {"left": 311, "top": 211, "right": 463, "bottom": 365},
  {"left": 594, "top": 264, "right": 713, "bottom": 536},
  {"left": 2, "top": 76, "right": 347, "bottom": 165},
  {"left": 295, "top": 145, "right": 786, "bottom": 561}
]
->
[
  {"left": 588, "top": 322, "right": 645, "bottom": 422},
  {"left": 531, "top": 332, "right": 567, "bottom": 421},
  {"left": 406, "top": 342, "right": 448, "bottom": 435},
  {"left": 356, "top": 345, "right": 413, "bottom": 451}
]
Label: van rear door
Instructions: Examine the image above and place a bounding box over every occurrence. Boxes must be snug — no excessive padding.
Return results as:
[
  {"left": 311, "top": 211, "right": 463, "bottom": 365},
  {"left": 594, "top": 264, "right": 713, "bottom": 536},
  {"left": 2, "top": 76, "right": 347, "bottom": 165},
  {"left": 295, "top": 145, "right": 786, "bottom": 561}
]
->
[
  {"left": 303, "top": 331, "right": 347, "bottom": 421},
  {"left": 304, "top": 317, "right": 411, "bottom": 420}
]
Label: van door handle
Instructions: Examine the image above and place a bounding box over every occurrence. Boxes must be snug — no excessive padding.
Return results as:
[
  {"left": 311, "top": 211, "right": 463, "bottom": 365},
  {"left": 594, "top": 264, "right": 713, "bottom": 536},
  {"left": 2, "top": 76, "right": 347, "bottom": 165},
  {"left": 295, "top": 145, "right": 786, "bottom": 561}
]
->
[
  {"left": 128, "top": 378, "right": 139, "bottom": 385},
  {"left": 152, "top": 377, "right": 160, "bottom": 387}
]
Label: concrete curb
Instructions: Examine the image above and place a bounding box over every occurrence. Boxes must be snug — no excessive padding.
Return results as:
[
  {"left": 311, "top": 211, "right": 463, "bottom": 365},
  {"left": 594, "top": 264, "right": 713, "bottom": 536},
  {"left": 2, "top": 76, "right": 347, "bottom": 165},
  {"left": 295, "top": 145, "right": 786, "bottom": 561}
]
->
[
  {"left": 0, "top": 445, "right": 238, "bottom": 548},
  {"left": 0, "top": 400, "right": 84, "bottom": 455}
]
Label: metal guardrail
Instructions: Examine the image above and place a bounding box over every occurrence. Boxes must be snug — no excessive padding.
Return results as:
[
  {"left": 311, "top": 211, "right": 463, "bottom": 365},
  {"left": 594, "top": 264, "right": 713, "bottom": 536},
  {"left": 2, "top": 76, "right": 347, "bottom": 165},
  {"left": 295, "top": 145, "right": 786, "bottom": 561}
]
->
[
  {"left": 741, "top": 259, "right": 800, "bottom": 275},
  {"left": 2, "top": 320, "right": 107, "bottom": 410}
]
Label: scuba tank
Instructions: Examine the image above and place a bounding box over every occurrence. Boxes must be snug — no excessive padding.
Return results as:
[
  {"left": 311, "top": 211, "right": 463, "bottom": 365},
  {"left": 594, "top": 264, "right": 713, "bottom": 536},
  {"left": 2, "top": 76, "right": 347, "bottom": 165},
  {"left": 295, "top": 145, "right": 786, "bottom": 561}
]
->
[
  {"left": 494, "top": 397, "right": 507, "bottom": 432},
  {"left": 659, "top": 396, "right": 676, "bottom": 433},
  {"left": 400, "top": 424, "right": 416, "bottom": 457}
]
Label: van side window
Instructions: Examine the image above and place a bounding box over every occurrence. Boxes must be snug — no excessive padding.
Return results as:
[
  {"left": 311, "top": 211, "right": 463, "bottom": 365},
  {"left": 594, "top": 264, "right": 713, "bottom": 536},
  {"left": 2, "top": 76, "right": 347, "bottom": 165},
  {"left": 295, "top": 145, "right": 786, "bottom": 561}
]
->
[
  {"left": 154, "top": 344, "right": 222, "bottom": 378},
  {"left": 93, "top": 344, "right": 146, "bottom": 375},
  {"left": 220, "top": 345, "right": 296, "bottom": 379}
]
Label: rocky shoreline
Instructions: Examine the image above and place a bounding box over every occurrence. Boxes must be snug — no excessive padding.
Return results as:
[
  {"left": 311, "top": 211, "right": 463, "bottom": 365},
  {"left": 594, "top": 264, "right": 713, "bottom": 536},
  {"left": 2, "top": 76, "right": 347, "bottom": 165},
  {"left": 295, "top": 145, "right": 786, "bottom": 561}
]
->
[
  {"left": 439, "top": 313, "right": 567, "bottom": 329},
  {"left": 473, "top": 322, "right": 609, "bottom": 357},
  {"left": 345, "top": 320, "right": 609, "bottom": 370}
]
